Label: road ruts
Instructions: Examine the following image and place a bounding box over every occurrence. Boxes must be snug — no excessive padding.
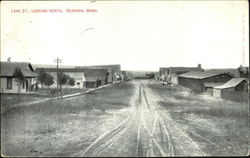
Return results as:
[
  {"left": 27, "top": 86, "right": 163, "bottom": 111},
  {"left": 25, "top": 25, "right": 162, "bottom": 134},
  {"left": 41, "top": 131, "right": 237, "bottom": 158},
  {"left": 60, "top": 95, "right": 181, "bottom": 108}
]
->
[
  {"left": 74, "top": 80, "right": 207, "bottom": 157},
  {"left": 142, "top": 80, "right": 207, "bottom": 156}
]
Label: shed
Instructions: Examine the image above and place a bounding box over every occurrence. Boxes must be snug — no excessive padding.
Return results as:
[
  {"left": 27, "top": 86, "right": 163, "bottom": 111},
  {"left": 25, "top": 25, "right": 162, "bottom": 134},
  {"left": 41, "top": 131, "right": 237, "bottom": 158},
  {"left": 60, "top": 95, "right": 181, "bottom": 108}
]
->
[{"left": 213, "top": 78, "right": 248, "bottom": 98}]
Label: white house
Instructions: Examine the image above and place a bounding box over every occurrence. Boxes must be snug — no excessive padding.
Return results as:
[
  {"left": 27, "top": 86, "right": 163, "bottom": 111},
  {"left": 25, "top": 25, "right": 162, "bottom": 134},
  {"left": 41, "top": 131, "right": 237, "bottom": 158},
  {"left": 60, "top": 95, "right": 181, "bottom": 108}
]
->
[{"left": 0, "top": 62, "right": 37, "bottom": 93}]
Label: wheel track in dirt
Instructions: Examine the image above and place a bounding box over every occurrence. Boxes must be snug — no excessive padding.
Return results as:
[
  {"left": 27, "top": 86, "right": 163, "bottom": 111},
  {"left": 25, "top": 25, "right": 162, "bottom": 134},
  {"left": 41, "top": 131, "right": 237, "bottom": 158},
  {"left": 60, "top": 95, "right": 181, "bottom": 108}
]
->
[
  {"left": 150, "top": 80, "right": 218, "bottom": 149},
  {"left": 145, "top": 80, "right": 207, "bottom": 156},
  {"left": 141, "top": 83, "right": 175, "bottom": 156},
  {"left": 77, "top": 82, "right": 141, "bottom": 157}
]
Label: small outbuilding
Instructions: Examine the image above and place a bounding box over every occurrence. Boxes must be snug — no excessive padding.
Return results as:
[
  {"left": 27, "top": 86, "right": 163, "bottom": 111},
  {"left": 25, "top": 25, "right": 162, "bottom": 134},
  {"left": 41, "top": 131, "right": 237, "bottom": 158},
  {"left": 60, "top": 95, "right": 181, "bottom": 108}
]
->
[{"left": 213, "top": 78, "right": 248, "bottom": 98}]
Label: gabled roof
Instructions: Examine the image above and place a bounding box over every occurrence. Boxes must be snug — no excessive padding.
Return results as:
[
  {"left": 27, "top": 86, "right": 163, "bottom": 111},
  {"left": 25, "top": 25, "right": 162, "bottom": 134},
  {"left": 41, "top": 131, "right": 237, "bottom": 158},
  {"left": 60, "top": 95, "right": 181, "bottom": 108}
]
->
[
  {"left": 170, "top": 67, "right": 203, "bottom": 73},
  {"left": 214, "top": 78, "right": 248, "bottom": 89},
  {"left": 0, "top": 62, "right": 37, "bottom": 77},
  {"left": 178, "top": 71, "right": 232, "bottom": 79}
]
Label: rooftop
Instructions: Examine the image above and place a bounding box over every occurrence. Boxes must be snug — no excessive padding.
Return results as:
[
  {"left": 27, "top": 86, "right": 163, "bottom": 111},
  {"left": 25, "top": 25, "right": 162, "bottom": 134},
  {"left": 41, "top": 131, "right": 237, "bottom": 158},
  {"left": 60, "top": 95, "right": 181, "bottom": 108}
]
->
[
  {"left": 178, "top": 71, "right": 232, "bottom": 79},
  {"left": 214, "top": 78, "right": 248, "bottom": 89},
  {"left": 0, "top": 62, "right": 37, "bottom": 77}
]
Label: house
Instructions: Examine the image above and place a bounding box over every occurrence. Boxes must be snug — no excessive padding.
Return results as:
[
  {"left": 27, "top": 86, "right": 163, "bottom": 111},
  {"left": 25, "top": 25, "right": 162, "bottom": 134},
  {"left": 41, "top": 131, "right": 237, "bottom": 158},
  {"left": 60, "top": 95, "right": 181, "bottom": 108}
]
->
[
  {"left": 178, "top": 71, "right": 233, "bottom": 92},
  {"left": 35, "top": 68, "right": 108, "bottom": 89},
  {"left": 212, "top": 78, "right": 249, "bottom": 102},
  {"left": 35, "top": 68, "right": 86, "bottom": 89},
  {"left": 0, "top": 62, "right": 37, "bottom": 93},
  {"left": 159, "top": 64, "right": 203, "bottom": 84},
  {"left": 75, "top": 64, "right": 121, "bottom": 83}
]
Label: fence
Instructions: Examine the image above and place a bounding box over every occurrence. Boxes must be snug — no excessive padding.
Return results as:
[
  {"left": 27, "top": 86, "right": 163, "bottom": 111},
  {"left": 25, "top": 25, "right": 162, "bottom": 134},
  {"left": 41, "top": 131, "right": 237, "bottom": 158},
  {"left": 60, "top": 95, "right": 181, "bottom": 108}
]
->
[{"left": 221, "top": 91, "right": 249, "bottom": 103}]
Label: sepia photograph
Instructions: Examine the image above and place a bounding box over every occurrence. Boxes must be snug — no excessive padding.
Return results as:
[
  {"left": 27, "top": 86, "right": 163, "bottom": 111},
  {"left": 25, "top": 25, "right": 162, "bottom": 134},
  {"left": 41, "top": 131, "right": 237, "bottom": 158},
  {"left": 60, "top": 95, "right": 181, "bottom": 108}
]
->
[{"left": 1, "top": 0, "right": 249, "bottom": 157}]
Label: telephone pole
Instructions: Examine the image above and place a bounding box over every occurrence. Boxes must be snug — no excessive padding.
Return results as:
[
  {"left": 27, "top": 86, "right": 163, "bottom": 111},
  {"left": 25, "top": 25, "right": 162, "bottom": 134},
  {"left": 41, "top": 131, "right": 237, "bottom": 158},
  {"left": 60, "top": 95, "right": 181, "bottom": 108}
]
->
[{"left": 54, "top": 58, "right": 62, "bottom": 97}]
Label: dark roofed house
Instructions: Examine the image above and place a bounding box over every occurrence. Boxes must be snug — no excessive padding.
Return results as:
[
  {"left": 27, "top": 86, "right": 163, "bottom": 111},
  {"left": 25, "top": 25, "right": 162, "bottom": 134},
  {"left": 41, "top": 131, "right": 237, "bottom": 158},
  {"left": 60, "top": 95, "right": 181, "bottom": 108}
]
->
[
  {"left": 0, "top": 62, "right": 37, "bottom": 93},
  {"left": 178, "top": 71, "right": 233, "bottom": 92}
]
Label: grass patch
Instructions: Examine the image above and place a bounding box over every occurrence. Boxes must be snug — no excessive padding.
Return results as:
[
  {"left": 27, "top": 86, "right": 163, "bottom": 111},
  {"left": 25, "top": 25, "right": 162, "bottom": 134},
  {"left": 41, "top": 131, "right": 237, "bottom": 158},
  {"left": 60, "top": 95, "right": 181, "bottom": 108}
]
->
[{"left": 150, "top": 81, "right": 249, "bottom": 156}]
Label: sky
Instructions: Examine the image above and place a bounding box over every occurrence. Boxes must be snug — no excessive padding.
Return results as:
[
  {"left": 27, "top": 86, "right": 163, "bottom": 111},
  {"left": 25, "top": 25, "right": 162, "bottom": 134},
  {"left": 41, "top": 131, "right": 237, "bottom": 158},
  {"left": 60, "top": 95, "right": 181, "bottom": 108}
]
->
[{"left": 1, "top": 0, "right": 249, "bottom": 71}]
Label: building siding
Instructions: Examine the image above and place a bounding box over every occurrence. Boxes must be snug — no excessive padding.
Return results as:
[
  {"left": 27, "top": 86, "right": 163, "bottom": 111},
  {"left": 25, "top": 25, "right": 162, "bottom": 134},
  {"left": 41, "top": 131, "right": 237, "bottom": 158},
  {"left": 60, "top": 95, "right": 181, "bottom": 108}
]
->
[
  {"left": 0, "top": 77, "right": 34, "bottom": 93},
  {"left": 235, "top": 80, "right": 248, "bottom": 91}
]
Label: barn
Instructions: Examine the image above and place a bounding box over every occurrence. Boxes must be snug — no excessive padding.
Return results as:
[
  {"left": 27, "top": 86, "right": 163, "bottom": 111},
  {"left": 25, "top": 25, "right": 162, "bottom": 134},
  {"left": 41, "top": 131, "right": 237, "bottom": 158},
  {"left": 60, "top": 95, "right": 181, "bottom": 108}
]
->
[
  {"left": 178, "top": 71, "right": 233, "bottom": 93},
  {"left": 0, "top": 62, "right": 37, "bottom": 93},
  {"left": 213, "top": 78, "right": 248, "bottom": 98}
]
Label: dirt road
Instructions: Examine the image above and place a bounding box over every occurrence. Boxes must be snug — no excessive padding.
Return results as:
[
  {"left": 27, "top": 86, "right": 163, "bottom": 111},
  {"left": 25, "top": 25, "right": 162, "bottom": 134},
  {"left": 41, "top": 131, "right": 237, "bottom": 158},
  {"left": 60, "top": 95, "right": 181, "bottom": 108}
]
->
[
  {"left": 2, "top": 80, "right": 248, "bottom": 156},
  {"left": 75, "top": 80, "right": 206, "bottom": 157}
]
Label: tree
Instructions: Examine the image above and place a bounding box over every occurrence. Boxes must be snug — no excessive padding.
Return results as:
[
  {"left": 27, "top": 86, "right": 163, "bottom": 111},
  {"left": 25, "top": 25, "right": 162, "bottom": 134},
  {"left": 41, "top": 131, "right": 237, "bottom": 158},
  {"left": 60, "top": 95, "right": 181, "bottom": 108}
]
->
[
  {"left": 68, "top": 77, "right": 75, "bottom": 87},
  {"left": 44, "top": 73, "right": 54, "bottom": 88},
  {"left": 58, "top": 72, "right": 69, "bottom": 98},
  {"left": 13, "top": 67, "right": 25, "bottom": 97},
  {"left": 37, "top": 68, "right": 47, "bottom": 91},
  {"left": 13, "top": 67, "right": 26, "bottom": 93}
]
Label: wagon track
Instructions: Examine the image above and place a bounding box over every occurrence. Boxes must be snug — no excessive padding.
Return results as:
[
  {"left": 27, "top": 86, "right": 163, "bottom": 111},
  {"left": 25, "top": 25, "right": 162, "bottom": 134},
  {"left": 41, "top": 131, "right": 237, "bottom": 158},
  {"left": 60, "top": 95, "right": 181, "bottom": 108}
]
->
[
  {"left": 78, "top": 80, "right": 207, "bottom": 157},
  {"left": 144, "top": 81, "right": 207, "bottom": 156},
  {"left": 78, "top": 100, "right": 136, "bottom": 156},
  {"left": 141, "top": 83, "right": 175, "bottom": 156}
]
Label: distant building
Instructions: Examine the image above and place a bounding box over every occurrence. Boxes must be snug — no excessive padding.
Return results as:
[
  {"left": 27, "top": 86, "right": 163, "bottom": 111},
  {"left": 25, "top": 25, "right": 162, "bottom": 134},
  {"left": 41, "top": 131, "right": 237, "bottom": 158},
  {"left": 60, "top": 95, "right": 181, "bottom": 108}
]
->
[
  {"left": 159, "top": 64, "right": 203, "bottom": 84},
  {"left": 35, "top": 68, "right": 108, "bottom": 89},
  {"left": 75, "top": 64, "right": 121, "bottom": 83},
  {"left": 0, "top": 62, "right": 37, "bottom": 93},
  {"left": 178, "top": 71, "right": 233, "bottom": 92},
  {"left": 237, "top": 65, "right": 249, "bottom": 78},
  {"left": 83, "top": 69, "right": 108, "bottom": 88}
]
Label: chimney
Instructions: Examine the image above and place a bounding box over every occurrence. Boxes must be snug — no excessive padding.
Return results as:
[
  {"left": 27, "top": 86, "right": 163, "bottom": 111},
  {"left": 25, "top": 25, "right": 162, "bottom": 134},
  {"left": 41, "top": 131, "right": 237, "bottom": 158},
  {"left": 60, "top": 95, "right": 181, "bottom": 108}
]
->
[{"left": 198, "top": 64, "right": 201, "bottom": 69}]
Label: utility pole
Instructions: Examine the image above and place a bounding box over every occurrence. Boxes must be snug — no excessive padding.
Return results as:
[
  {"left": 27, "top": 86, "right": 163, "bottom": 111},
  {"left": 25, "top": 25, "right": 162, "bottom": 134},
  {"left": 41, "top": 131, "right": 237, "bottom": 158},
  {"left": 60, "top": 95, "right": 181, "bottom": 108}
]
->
[{"left": 54, "top": 58, "right": 62, "bottom": 98}]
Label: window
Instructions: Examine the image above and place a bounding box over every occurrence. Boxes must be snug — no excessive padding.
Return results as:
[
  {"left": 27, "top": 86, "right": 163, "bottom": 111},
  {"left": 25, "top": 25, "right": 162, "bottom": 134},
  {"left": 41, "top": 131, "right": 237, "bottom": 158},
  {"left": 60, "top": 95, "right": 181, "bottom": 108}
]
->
[{"left": 7, "top": 78, "right": 12, "bottom": 89}]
